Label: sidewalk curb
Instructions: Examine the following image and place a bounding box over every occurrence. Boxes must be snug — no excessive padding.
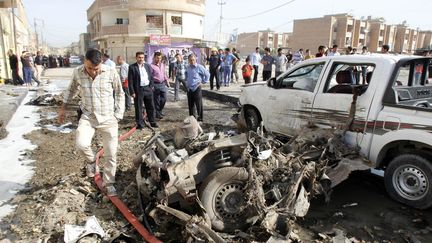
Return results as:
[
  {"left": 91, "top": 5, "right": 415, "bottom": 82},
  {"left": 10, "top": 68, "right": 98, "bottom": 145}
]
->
[{"left": 201, "top": 89, "right": 239, "bottom": 105}]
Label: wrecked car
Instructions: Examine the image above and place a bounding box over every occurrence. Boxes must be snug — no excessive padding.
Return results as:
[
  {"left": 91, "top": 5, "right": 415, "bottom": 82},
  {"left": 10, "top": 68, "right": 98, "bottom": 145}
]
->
[
  {"left": 236, "top": 55, "right": 432, "bottom": 209},
  {"left": 135, "top": 116, "right": 369, "bottom": 241}
]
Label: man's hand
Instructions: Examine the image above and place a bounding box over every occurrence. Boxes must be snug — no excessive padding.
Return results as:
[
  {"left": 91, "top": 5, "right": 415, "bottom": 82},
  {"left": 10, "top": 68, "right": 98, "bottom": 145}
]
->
[
  {"left": 58, "top": 105, "right": 65, "bottom": 124},
  {"left": 131, "top": 93, "right": 136, "bottom": 99},
  {"left": 166, "top": 81, "right": 170, "bottom": 88}
]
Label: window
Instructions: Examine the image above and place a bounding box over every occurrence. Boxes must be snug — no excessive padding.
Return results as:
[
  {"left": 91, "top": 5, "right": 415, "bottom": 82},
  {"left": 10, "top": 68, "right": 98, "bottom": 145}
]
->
[
  {"left": 325, "top": 63, "right": 375, "bottom": 94},
  {"left": 116, "top": 18, "right": 129, "bottom": 25},
  {"left": 171, "top": 16, "right": 182, "bottom": 25},
  {"left": 395, "top": 59, "right": 432, "bottom": 87},
  {"left": 278, "top": 63, "right": 324, "bottom": 92},
  {"left": 146, "top": 15, "right": 163, "bottom": 28}
]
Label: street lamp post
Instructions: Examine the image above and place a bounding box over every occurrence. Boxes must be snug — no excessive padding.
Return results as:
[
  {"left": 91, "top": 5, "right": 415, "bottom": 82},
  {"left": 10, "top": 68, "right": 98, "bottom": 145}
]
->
[{"left": 217, "top": 0, "right": 226, "bottom": 43}]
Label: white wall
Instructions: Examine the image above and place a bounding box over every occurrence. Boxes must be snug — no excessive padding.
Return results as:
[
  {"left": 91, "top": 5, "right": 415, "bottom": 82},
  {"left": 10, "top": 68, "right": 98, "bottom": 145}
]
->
[
  {"left": 101, "top": 10, "right": 129, "bottom": 26},
  {"left": 181, "top": 13, "right": 203, "bottom": 39}
]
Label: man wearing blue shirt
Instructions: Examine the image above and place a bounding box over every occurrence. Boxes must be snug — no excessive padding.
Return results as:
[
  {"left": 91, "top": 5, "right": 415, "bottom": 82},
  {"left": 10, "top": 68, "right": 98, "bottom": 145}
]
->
[
  {"left": 186, "top": 54, "right": 210, "bottom": 122},
  {"left": 222, "top": 48, "right": 238, "bottom": 87}
]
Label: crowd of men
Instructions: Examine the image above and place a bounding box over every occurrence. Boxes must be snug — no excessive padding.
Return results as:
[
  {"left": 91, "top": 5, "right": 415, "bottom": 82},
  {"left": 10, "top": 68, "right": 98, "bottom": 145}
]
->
[{"left": 6, "top": 49, "right": 76, "bottom": 86}]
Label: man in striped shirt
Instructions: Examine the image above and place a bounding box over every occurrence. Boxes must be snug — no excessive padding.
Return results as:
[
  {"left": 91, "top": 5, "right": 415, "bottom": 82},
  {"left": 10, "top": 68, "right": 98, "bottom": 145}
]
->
[{"left": 58, "top": 49, "right": 125, "bottom": 196}]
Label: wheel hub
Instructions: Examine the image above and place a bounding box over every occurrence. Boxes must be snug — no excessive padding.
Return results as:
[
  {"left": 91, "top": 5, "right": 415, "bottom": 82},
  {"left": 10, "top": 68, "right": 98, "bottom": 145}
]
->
[
  {"left": 215, "top": 183, "right": 245, "bottom": 219},
  {"left": 393, "top": 165, "right": 428, "bottom": 200}
]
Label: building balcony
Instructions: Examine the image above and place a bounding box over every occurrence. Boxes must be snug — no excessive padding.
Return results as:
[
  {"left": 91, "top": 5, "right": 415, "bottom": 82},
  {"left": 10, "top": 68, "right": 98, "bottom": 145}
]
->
[
  {"left": 102, "top": 24, "right": 129, "bottom": 35},
  {"left": 88, "top": 0, "right": 129, "bottom": 19}
]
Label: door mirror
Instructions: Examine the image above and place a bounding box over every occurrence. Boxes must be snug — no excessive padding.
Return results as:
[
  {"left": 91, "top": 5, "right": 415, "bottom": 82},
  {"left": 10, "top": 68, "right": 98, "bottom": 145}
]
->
[{"left": 267, "top": 77, "right": 276, "bottom": 87}]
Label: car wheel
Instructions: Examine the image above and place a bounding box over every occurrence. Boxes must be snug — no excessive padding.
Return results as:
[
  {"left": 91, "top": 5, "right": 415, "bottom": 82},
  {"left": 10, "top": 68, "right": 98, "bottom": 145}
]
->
[
  {"left": 244, "top": 108, "right": 261, "bottom": 132},
  {"left": 199, "top": 167, "right": 253, "bottom": 232},
  {"left": 384, "top": 154, "right": 432, "bottom": 209}
]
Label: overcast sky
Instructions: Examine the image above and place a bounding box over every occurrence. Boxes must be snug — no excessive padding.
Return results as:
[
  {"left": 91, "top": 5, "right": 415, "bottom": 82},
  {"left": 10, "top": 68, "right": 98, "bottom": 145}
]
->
[{"left": 23, "top": 0, "right": 432, "bottom": 48}]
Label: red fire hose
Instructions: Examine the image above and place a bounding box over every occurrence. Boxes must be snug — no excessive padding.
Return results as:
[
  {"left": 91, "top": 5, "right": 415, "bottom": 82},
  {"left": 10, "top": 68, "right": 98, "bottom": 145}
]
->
[{"left": 93, "top": 126, "right": 162, "bottom": 243}]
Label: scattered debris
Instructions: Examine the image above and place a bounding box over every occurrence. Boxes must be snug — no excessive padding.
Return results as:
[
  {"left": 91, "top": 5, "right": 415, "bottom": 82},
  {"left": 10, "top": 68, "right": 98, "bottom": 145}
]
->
[
  {"left": 135, "top": 116, "right": 371, "bottom": 241},
  {"left": 26, "top": 94, "right": 63, "bottom": 106},
  {"left": 342, "top": 202, "right": 358, "bottom": 208},
  {"left": 64, "top": 215, "right": 105, "bottom": 243}
]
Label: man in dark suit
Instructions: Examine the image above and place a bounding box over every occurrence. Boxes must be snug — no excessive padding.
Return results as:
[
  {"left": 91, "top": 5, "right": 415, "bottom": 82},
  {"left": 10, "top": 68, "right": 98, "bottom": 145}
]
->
[{"left": 128, "top": 51, "right": 158, "bottom": 129}]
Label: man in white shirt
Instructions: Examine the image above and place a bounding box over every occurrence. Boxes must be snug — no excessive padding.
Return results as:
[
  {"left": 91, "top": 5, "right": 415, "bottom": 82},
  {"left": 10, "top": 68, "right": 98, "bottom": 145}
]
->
[
  {"left": 327, "top": 45, "right": 340, "bottom": 56},
  {"left": 249, "top": 47, "right": 261, "bottom": 82},
  {"left": 116, "top": 56, "right": 131, "bottom": 110},
  {"left": 128, "top": 51, "right": 158, "bottom": 129},
  {"left": 102, "top": 53, "right": 116, "bottom": 68}
]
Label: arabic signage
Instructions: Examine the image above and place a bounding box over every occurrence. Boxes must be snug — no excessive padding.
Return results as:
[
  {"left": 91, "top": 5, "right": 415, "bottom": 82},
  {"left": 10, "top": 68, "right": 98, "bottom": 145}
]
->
[{"left": 149, "top": 34, "right": 171, "bottom": 46}]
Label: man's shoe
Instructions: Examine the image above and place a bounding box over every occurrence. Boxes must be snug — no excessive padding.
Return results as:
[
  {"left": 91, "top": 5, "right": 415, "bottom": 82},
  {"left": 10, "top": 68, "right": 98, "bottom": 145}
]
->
[
  {"left": 156, "top": 115, "right": 163, "bottom": 119},
  {"left": 150, "top": 123, "right": 159, "bottom": 128},
  {"left": 104, "top": 184, "right": 117, "bottom": 197}
]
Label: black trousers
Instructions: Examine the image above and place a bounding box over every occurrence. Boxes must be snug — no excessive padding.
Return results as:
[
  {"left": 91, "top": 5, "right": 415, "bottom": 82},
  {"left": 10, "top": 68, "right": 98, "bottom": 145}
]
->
[
  {"left": 262, "top": 70, "right": 271, "bottom": 81},
  {"left": 253, "top": 65, "right": 259, "bottom": 82},
  {"left": 209, "top": 68, "right": 220, "bottom": 90},
  {"left": 153, "top": 83, "right": 167, "bottom": 117},
  {"left": 187, "top": 86, "right": 203, "bottom": 121},
  {"left": 135, "top": 86, "right": 156, "bottom": 128},
  {"left": 11, "top": 68, "right": 23, "bottom": 85}
]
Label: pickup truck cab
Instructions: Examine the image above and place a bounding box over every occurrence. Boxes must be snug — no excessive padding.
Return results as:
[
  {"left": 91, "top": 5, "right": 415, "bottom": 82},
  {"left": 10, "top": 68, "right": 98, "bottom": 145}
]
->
[{"left": 239, "top": 54, "right": 432, "bottom": 209}]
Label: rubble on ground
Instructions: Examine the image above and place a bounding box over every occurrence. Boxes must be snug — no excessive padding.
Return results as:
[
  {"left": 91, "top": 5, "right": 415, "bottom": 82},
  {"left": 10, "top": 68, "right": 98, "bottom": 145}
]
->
[
  {"left": 26, "top": 94, "right": 63, "bottom": 106},
  {"left": 135, "top": 116, "right": 370, "bottom": 242}
]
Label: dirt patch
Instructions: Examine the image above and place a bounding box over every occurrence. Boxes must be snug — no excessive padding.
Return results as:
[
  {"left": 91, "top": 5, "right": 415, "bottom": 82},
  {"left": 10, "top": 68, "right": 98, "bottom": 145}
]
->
[{"left": 0, "top": 120, "right": 7, "bottom": 140}]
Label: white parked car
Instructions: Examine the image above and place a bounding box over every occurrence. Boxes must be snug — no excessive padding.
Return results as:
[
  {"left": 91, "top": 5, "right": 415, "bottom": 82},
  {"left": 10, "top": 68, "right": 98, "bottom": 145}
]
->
[
  {"left": 238, "top": 54, "right": 432, "bottom": 209},
  {"left": 69, "top": 56, "right": 81, "bottom": 65}
]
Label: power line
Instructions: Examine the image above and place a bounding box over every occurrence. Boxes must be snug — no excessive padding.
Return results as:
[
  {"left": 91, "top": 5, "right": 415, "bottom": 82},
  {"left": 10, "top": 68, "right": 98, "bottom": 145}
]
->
[{"left": 223, "top": 0, "right": 297, "bottom": 20}]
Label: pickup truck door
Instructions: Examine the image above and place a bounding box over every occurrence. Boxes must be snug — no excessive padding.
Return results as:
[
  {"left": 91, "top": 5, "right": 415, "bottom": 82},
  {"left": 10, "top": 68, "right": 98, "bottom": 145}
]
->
[
  {"left": 266, "top": 62, "right": 326, "bottom": 134},
  {"left": 311, "top": 61, "right": 377, "bottom": 155}
]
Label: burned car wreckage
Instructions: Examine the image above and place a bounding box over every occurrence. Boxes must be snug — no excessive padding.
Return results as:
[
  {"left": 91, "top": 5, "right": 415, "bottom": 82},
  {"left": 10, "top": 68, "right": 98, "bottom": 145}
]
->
[{"left": 135, "top": 116, "right": 369, "bottom": 242}]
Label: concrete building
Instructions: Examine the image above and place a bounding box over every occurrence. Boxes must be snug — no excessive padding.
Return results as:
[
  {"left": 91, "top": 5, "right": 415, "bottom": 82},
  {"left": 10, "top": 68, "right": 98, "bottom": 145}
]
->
[
  {"left": 236, "top": 30, "right": 290, "bottom": 55},
  {"left": 289, "top": 13, "right": 430, "bottom": 54},
  {"left": 0, "top": 0, "right": 34, "bottom": 80},
  {"left": 87, "top": 0, "right": 205, "bottom": 63},
  {"left": 78, "top": 33, "right": 91, "bottom": 56},
  {"left": 416, "top": 31, "right": 432, "bottom": 50}
]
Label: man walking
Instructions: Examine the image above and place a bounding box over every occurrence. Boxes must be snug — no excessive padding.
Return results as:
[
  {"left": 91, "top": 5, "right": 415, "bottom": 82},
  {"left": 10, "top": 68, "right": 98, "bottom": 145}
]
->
[
  {"left": 7, "top": 49, "right": 23, "bottom": 85},
  {"left": 34, "top": 51, "right": 44, "bottom": 81},
  {"left": 186, "top": 54, "right": 209, "bottom": 122},
  {"left": 207, "top": 47, "right": 221, "bottom": 90},
  {"left": 102, "top": 53, "right": 116, "bottom": 68},
  {"left": 231, "top": 48, "right": 240, "bottom": 83},
  {"left": 150, "top": 52, "right": 169, "bottom": 119},
  {"left": 173, "top": 53, "right": 187, "bottom": 101},
  {"left": 116, "top": 56, "right": 131, "bottom": 110},
  {"left": 249, "top": 47, "right": 261, "bottom": 82},
  {"left": 128, "top": 51, "right": 158, "bottom": 129},
  {"left": 58, "top": 49, "right": 125, "bottom": 196}
]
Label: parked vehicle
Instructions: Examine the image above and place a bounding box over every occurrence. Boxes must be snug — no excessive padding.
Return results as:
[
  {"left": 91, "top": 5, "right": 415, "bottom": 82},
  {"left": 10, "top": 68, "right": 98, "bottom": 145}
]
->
[
  {"left": 237, "top": 54, "right": 432, "bottom": 209},
  {"left": 69, "top": 56, "right": 81, "bottom": 65}
]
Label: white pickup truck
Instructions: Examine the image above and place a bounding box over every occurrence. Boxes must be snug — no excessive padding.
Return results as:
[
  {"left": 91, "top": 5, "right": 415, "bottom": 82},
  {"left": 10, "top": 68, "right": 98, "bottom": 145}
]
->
[{"left": 238, "top": 54, "right": 432, "bottom": 209}]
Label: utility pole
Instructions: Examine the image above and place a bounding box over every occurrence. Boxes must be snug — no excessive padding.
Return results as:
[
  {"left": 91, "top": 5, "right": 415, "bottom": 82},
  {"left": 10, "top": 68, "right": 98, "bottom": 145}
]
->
[
  {"left": 217, "top": 0, "right": 226, "bottom": 43},
  {"left": 11, "top": 0, "right": 17, "bottom": 53},
  {"left": 34, "top": 18, "right": 39, "bottom": 51}
]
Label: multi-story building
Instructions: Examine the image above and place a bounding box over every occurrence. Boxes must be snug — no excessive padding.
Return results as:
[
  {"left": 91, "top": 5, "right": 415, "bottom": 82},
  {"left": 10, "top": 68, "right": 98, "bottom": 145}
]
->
[
  {"left": 289, "top": 13, "right": 429, "bottom": 54},
  {"left": 0, "top": 0, "right": 34, "bottom": 80},
  {"left": 236, "top": 30, "right": 290, "bottom": 55},
  {"left": 416, "top": 31, "right": 432, "bottom": 50},
  {"left": 78, "top": 33, "right": 91, "bottom": 56},
  {"left": 87, "top": 0, "right": 205, "bottom": 63}
]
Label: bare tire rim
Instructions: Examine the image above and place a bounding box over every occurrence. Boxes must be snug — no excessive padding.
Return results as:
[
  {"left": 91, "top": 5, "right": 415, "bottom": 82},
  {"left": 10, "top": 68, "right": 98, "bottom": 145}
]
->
[
  {"left": 393, "top": 165, "right": 429, "bottom": 201},
  {"left": 215, "top": 183, "right": 245, "bottom": 219}
]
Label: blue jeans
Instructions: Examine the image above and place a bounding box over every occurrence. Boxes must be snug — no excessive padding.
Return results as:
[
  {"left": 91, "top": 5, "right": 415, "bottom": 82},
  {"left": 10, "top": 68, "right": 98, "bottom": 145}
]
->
[
  {"left": 223, "top": 65, "right": 233, "bottom": 86},
  {"left": 23, "top": 67, "right": 32, "bottom": 84}
]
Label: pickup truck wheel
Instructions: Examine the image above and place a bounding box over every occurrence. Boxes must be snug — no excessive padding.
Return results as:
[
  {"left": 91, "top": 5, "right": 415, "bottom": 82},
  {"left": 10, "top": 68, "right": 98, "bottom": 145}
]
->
[
  {"left": 384, "top": 154, "right": 432, "bottom": 209},
  {"left": 245, "top": 108, "right": 261, "bottom": 132},
  {"left": 199, "top": 167, "right": 253, "bottom": 232}
]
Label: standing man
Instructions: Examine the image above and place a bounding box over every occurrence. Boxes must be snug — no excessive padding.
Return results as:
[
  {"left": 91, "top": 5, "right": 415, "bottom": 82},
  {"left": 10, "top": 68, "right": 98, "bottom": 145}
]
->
[
  {"left": 21, "top": 51, "right": 33, "bottom": 86},
  {"left": 168, "top": 50, "right": 176, "bottom": 80},
  {"left": 207, "top": 47, "right": 221, "bottom": 90},
  {"left": 221, "top": 48, "right": 238, "bottom": 87},
  {"left": 7, "top": 49, "right": 23, "bottom": 85},
  {"left": 173, "top": 53, "right": 187, "bottom": 101},
  {"left": 102, "top": 53, "right": 116, "bottom": 68},
  {"left": 186, "top": 54, "right": 209, "bottom": 122},
  {"left": 274, "top": 48, "right": 288, "bottom": 77},
  {"left": 128, "top": 51, "right": 158, "bottom": 129},
  {"left": 327, "top": 45, "right": 340, "bottom": 56},
  {"left": 231, "top": 48, "right": 240, "bottom": 83},
  {"left": 58, "top": 49, "right": 125, "bottom": 196},
  {"left": 292, "top": 49, "right": 304, "bottom": 65},
  {"left": 261, "top": 47, "right": 275, "bottom": 81},
  {"left": 249, "top": 47, "right": 261, "bottom": 82},
  {"left": 381, "top": 44, "right": 390, "bottom": 54},
  {"left": 34, "top": 51, "right": 44, "bottom": 81},
  {"left": 150, "top": 52, "right": 169, "bottom": 119},
  {"left": 117, "top": 56, "right": 131, "bottom": 111}
]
